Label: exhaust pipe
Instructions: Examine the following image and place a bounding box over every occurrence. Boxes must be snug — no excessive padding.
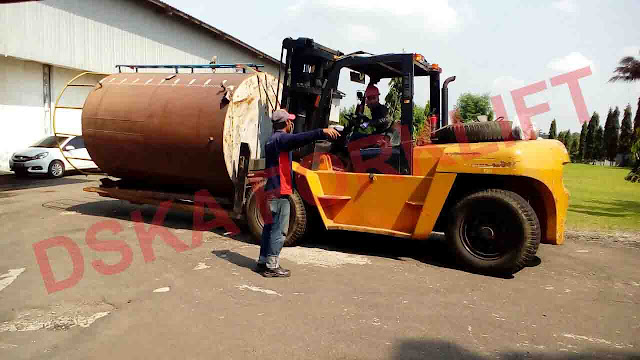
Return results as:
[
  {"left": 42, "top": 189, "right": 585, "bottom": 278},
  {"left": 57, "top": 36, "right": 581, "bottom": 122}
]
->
[{"left": 441, "top": 76, "right": 456, "bottom": 127}]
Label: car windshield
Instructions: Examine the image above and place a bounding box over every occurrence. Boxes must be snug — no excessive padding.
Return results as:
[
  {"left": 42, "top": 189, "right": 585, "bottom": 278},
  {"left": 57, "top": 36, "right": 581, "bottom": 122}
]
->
[{"left": 31, "top": 136, "right": 69, "bottom": 148}]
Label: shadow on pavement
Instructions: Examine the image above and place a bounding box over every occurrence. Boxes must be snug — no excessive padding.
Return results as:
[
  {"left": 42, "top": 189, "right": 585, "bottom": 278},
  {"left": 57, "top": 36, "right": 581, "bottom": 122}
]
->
[
  {"left": 212, "top": 250, "right": 257, "bottom": 271},
  {"left": 66, "top": 198, "right": 249, "bottom": 240},
  {"left": 302, "top": 230, "right": 538, "bottom": 279},
  {"left": 392, "top": 339, "right": 640, "bottom": 360},
  {"left": 67, "top": 198, "right": 540, "bottom": 278},
  {"left": 0, "top": 173, "right": 93, "bottom": 192}
]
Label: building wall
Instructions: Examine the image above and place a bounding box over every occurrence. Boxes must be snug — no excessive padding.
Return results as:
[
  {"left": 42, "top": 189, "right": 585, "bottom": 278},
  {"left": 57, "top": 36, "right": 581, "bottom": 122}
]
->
[
  {"left": 0, "top": 56, "right": 47, "bottom": 170},
  {"left": 0, "top": 0, "right": 279, "bottom": 172}
]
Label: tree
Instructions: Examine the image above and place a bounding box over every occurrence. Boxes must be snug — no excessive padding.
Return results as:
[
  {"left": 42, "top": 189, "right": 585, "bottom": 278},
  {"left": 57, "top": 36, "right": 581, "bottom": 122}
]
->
[
  {"left": 604, "top": 107, "right": 620, "bottom": 162},
  {"left": 454, "top": 93, "right": 494, "bottom": 123},
  {"left": 556, "top": 130, "right": 572, "bottom": 149},
  {"left": 560, "top": 130, "right": 572, "bottom": 148},
  {"left": 595, "top": 125, "right": 605, "bottom": 161},
  {"left": 339, "top": 104, "right": 371, "bottom": 126},
  {"left": 627, "top": 129, "right": 640, "bottom": 182},
  {"left": 633, "top": 97, "right": 640, "bottom": 147},
  {"left": 569, "top": 136, "right": 579, "bottom": 160},
  {"left": 629, "top": 99, "right": 640, "bottom": 181},
  {"left": 609, "top": 51, "right": 640, "bottom": 83},
  {"left": 450, "top": 108, "right": 463, "bottom": 124},
  {"left": 548, "top": 119, "right": 557, "bottom": 139},
  {"left": 385, "top": 77, "right": 403, "bottom": 122},
  {"left": 384, "top": 77, "right": 429, "bottom": 137},
  {"left": 413, "top": 101, "right": 429, "bottom": 139},
  {"left": 619, "top": 105, "right": 633, "bottom": 154},
  {"left": 556, "top": 130, "right": 564, "bottom": 146},
  {"left": 584, "top": 112, "right": 599, "bottom": 161},
  {"left": 578, "top": 122, "right": 588, "bottom": 160},
  {"left": 602, "top": 107, "right": 613, "bottom": 156},
  {"left": 633, "top": 128, "right": 640, "bottom": 163}
]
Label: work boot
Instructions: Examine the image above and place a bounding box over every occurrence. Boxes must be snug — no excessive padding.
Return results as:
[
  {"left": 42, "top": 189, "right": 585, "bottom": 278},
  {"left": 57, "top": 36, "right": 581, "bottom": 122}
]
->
[
  {"left": 260, "top": 266, "right": 291, "bottom": 278},
  {"left": 254, "top": 263, "right": 268, "bottom": 273}
]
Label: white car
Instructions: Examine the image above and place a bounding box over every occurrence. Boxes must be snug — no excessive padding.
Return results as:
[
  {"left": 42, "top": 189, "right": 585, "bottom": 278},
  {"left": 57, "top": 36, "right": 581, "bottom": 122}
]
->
[{"left": 9, "top": 135, "right": 97, "bottom": 178}]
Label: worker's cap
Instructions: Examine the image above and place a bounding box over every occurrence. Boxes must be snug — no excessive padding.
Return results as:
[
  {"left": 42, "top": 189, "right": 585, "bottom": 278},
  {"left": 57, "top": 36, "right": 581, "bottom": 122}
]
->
[
  {"left": 272, "top": 109, "right": 296, "bottom": 124},
  {"left": 365, "top": 85, "right": 380, "bottom": 98}
]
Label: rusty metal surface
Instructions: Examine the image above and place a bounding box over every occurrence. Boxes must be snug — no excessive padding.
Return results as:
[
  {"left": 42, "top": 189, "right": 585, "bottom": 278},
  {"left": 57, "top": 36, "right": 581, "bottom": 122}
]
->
[{"left": 82, "top": 73, "right": 254, "bottom": 196}]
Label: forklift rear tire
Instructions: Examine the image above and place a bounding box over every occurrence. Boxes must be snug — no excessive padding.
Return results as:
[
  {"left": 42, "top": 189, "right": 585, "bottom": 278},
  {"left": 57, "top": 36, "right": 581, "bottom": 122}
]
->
[
  {"left": 446, "top": 189, "right": 540, "bottom": 275},
  {"left": 245, "top": 182, "right": 307, "bottom": 247}
]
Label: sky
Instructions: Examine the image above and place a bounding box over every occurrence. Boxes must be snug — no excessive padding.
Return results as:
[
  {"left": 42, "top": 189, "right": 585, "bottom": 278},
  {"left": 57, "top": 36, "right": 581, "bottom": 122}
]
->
[{"left": 163, "top": 0, "right": 640, "bottom": 133}]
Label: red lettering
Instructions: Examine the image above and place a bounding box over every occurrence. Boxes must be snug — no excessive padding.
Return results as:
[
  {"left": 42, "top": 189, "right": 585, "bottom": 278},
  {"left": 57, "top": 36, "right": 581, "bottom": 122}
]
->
[
  {"left": 449, "top": 109, "right": 458, "bottom": 124},
  {"left": 192, "top": 189, "right": 241, "bottom": 246},
  {"left": 491, "top": 95, "right": 508, "bottom": 121},
  {"left": 131, "top": 201, "right": 190, "bottom": 263},
  {"left": 33, "top": 236, "right": 84, "bottom": 294},
  {"left": 511, "top": 80, "right": 550, "bottom": 139},
  {"left": 347, "top": 134, "right": 397, "bottom": 174},
  {"left": 453, "top": 124, "right": 469, "bottom": 143},
  {"left": 85, "top": 220, "right": 133, "bottom": 276},
  {"left": 550, "top": 66, "right": 592, "bottom": 124}
]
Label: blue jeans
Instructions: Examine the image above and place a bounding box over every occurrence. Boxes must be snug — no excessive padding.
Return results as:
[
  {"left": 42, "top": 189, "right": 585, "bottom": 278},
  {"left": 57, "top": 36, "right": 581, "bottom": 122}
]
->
[{"left": 258, "top": 197, "right": 290, "bottom": 269}]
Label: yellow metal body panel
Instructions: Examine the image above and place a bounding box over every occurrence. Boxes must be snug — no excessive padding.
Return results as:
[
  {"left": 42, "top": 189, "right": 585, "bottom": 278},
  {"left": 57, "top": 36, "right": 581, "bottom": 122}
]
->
[
  {"left": 414, "top": 139, "right": 570, "bottom": 244},
  {"left": 294, "top": 163, "right": 455, "bottom": 239},
  {"left": 294, "top": 139, "right": 569, "bottom": 244}
]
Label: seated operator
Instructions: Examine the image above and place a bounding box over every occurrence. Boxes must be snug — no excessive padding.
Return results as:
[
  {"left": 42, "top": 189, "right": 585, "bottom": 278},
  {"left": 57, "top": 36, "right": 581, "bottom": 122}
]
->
[
  {"left": 362, "top": 84, "right": 392, "bottom": 133},
  {"left": 350, "top": 84, "right": 395, "bottom": 146}
]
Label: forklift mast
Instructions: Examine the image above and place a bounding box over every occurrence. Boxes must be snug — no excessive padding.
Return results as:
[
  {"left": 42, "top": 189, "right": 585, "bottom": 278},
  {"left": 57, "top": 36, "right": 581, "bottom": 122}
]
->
[{"left": 280, "top": 37, "right": 342, "bottom": 135}]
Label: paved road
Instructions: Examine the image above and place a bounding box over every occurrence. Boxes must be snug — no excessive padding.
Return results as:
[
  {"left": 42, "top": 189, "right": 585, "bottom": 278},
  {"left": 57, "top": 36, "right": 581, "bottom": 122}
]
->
[{"left": 1, "top": 174, "right": 639, "bottom": 359}]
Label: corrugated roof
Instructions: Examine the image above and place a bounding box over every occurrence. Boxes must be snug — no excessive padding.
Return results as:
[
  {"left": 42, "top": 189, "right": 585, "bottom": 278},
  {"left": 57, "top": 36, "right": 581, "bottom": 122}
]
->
[
  {"left": 144, "top": 0, "right": 280, "bottom": 67},
  {"left": 10, "top": 0, "right": 281, "bottom": 67}
]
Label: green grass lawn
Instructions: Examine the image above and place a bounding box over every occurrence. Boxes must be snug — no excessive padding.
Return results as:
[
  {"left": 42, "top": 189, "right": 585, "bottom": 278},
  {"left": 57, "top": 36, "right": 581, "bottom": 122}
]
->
[{"left": 563, "top": 163, "right": 640, "bottom": 232}]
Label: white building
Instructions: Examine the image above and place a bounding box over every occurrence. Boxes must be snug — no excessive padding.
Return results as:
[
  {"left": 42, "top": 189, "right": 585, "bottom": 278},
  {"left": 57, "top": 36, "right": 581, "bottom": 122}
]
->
[{"left": 0, "top": 0, "right": 280, "bottom": 172}]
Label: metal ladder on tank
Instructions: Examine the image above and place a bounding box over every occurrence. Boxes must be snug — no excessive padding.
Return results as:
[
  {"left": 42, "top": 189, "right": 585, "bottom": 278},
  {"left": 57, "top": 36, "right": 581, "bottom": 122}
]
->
[{"left": 52, "top": 71, "right": 108, "bottom": 175}]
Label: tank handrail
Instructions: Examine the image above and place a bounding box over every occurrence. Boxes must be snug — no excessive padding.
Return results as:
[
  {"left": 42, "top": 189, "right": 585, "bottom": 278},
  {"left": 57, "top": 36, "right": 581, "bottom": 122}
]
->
[{"left": 116, "top": 64, "right": 264, "bottom": 73}]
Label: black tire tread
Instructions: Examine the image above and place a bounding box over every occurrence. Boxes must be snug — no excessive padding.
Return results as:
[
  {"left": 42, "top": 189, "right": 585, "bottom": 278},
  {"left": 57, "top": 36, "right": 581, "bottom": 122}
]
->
[
  {"left": 447, "top": 189, "right": 540, "bottom": 274},
  {"left": 284, "top": 190, "right": 307, "bottom": 246},
  {"left": 433, "top": 121, "right": 513, "bottom": 144},
  {"left": 245, "top": 181, "right": 307, "bottom": 247}
]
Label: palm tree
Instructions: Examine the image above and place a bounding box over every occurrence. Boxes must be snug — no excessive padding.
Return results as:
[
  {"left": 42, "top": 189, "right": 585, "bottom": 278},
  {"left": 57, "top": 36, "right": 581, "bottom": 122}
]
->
[
  {"left": 610, "top": 52, "right": 640, "bottom": 182},
  {"left": 609, "top": 51, "right": 640, "bottom": 83}
]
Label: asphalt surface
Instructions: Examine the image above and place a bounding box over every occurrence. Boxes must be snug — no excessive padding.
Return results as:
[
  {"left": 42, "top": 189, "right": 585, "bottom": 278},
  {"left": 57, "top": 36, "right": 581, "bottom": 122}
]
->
[{"left": 1, "top": 174, "right": 639, "bottom": 359}]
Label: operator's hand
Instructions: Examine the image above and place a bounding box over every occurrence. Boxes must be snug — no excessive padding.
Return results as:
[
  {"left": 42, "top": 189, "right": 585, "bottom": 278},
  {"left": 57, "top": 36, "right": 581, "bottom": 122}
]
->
[
  {"left": 323, "top": 128, "right": 341, "bottom": 139},
  {"left": 376, "top": 135, "right": 391, "bottom": 148}
]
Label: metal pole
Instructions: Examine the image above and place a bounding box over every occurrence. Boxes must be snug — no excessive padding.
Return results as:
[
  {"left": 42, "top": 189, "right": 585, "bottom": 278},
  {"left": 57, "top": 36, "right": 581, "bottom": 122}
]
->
[
  {"left": 275, "top": 45, "right": 285, "bottom": 112},
  {"left": 441, "top": 76, "right": 456, "bottom": 127}
]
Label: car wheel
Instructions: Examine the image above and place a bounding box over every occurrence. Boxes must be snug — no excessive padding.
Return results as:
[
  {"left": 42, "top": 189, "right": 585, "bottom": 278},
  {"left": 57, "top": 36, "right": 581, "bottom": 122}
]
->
[
  {"left": 48, "top": 160, "right": 65, "bottom": 178},
  {"left": 245, "top": 181, "right": 307, "bottom": 247},
  {"left": 447, "top": 189, "right": 540, "bottom": 275}
]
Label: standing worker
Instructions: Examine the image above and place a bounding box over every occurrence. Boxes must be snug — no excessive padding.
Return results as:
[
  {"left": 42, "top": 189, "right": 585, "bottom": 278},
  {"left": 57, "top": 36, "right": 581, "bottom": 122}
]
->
[{"left": 256, "top": 109, "right": 340, "bottom": 277}]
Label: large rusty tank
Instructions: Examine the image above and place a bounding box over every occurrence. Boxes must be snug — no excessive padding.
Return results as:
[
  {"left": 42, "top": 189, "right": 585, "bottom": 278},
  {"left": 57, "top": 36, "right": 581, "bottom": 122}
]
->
[{"left": 81, "top": 71, "right": 279, "bottom": 196}]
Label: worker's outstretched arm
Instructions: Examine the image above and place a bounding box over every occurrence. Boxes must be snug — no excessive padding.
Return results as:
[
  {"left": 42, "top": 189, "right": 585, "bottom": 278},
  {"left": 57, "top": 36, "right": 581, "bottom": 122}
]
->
[{"left": 279, "top": 128, "right": 340, "bottom": 152}]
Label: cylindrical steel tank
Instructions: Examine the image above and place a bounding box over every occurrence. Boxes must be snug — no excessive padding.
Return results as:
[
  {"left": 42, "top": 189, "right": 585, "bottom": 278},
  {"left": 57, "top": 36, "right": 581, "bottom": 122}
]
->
[{"left": 81, "top": 71, "right": 280, "bottom": 195}]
